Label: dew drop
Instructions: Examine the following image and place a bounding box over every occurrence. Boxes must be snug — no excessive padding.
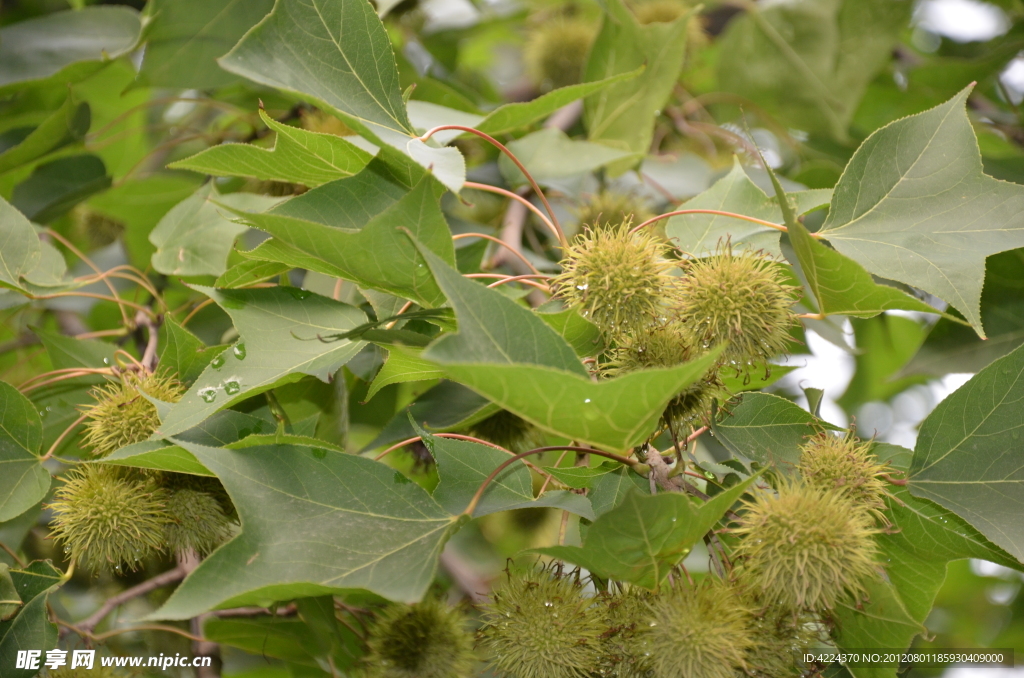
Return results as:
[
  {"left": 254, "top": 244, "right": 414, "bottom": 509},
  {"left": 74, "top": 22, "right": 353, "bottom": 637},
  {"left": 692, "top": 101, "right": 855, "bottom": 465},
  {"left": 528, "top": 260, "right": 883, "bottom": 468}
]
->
[
  {"left": 233, "top": 343, "right": 247, "bottom": 360},
  {"left": 198, "top": 387, "right": 218, "bottom": 403},
  {"left": 211, "top": 355, "right": 226, "bottom": 369},
  {"left": 224, "top": 379, "right": 241, "bottom": 395}
]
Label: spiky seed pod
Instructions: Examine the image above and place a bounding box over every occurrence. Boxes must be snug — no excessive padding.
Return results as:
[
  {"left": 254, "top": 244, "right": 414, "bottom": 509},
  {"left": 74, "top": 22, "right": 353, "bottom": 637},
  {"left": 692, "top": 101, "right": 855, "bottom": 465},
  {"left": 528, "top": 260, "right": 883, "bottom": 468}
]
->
[
  {"left": 49, "top": 465, "right": 170, "bottom": 573},
  {"left": 478, "top": 567, "right": 605, "bottom": 678},
  {"left": 674, "top": 245, "right": 798, "bottom": 366},
  {"left": 607, "top": 325, "right": 728, "bottom": 429},
  {"left": 638, "top": 578, "right": 754, "bottom": 678},
  {"left": 595, "top": 586, "right": 656, "bottom": 678},
  {"left": 70, "top": 205, "right": 125, "bottom": 248},
  {"left": 163, "top": 488, "right": 236, "bottom": 556},
  {"left": 575, "top": 191, "right": 654, "bottom": 234},
  {"left": 469, "top": 410, "right": 545, "bottom": 453},
  {"left": 363, "top": 598, "right": 476, "bottom": 678},
  {"left": 524, "top": 18, "right": 595, "bottom": 91},
  {"left": 744, "top": 605, "right": 824, "bottom": 678},
  {"left": 732, "top": 481, "right": 882, "bottom": 611},
  {"left": 798, "top": 433, "right": 892, "bottom": 522},
  {"left": 554, "top": 225, "right": 677, "bottom": 338},
  {"left": 300, "top": 109, "right": 354, "bottom": 137},
  {"left": 81, "top": 371, "right": 185, "bottom": 458}
]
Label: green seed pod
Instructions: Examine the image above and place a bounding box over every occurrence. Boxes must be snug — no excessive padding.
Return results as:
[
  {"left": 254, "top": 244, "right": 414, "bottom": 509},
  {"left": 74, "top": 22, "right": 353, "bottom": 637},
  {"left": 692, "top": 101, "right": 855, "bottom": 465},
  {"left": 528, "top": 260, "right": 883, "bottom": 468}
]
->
[
  {"left": 70, "top": 205, "right": 125, "bottom": 249},
  {"left": 49, "top": 465, "right": 169, "bottom": 573},
  {"left": 744, "top": 605, "right": 823, "bottom": 678},
  {"left": 575, "top": 191, "right": 654, "bottom": 234},
  {"left": 798, "top": 433, "right": 892, "bottom": 522},
  {"left": 607, "top": 324, "right": 728, "bottom": 429},
  {"left": 674, "top": 244, "right": 798, "bottom": 366},
  {"left": 524, "top": 18, "right": 595, "bottom": 91},
  {"left": 638, "top": 578, "right": 754, "bottom": 678},
  {"left": 364, "top": 598, "right": 476, "bottom": 678},
  {"left": 733, "top": 481, "right": 881, "bottom": 611},
  {"left": 596, "top": 586, "right": 656, "bottom": 678},
  {"left": 478, "top": 566, "right": 604, "bottom": 678},
  {"left": 469, "top": 409, "right": 545, "bottom": 453},
  {"left": 554, "top": 225, "right": 677, "bottom": 338},
  {"left": 633, "top": 0, "right": 688, "bottom": 24},
  {"left": 81, "top": 371, "right": 185, "bottom": 458},
  {"left": 163, "top": 488, "right": 237, "bottom": 557}
]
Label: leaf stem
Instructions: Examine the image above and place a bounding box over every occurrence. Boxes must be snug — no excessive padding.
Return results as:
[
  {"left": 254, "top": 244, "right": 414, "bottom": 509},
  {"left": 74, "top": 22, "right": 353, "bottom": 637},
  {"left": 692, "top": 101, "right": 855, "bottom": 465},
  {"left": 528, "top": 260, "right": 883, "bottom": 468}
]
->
[
  {"left": 464, "top": 272, "right": 552, "bottom": 292},
  {"left": 452, "top": 232, "right": 541, "bottom": 275},
  {"left": 416, "top": 129, "right": 567, "bottom": 247},
  {"left": 463, "top": 181, "right": 563, "bottom": 247},
  {"left": 0, "top": 540, "right": 26, "bottom": 567},
  {"left": 41, "top": 412, "right": 89, "bottom": 461},
  {"left": 462, "top": 445, "right": 638, "bottom": 517},
  {"left": 629, "top": 209, "right": 816, "bottom": 237}
]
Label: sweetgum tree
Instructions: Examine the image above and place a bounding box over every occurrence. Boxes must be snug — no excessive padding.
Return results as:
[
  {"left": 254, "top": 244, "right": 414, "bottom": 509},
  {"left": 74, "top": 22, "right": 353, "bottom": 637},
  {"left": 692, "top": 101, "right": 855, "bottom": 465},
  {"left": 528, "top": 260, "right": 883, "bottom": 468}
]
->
[{"left": 0, "top": 0, "right": 1023, "bottom": 676}]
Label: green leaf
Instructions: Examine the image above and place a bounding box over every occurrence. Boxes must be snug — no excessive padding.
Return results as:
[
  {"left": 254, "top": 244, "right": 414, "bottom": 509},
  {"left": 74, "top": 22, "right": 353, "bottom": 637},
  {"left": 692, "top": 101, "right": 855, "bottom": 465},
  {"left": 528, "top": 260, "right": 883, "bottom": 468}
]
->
[
  {"left": 0, "top": 198, "right": 49, "bottom": 293},
  {"left": 712, "top": 392, "right": 841, "bottom": 468},
  {"left": 535, "top": 476, "right": 757, "bottom": 590},
  {"left": 158, "top": 316, "right": 225, "bottom": 386},
  {"left": 149, "top": 185, "right": 283, "bottom": 278},
  {"left": 170, "top": 110, "right": 373, "bottom": 187},
  {"left": 11, "top": 154, "right": 111, "bottom": 225},
  {"left": 216, "top": 259, "right": 291, "bottom": 289},
  {"left": 151, "top": 441, "right": 462, "bottom": 619},
  {"left": 830, "top": 577, "right": 924, "bottom": 678},
  {"left": 0, "top": 587, "right": 58, "bottom": 678},
  {"left": 136, "top": 0, "right": 275, "bottom": 89},
  {"left": 366, "top": 346, "right": 444, "bottom": 402},
  {"left": 157, "top": 287, "right": 367, "bottom": 437},
  {"left": 34, "top": 327, "right": 115, "bottom": 372},
  {"left": 542, "top": 461, "right": 619, "bottom": 490},
  {"left": 365, "top": 381, "right": 498, "bottom": 452},
  {"left": 103, "top": 441, "right": 215, "bottom": 476},
  {"left": 0, "top": 565, "right": 20, "bottom": 621},
  {"left": 416, "top": 242, "right": 584, "bottom": 375},
  {"left": 901, "top": 248, "right": 1024, "bottom": 378},
  {"left": 475, "top": 67, "right": 644, "bottom": 136},
  {"left": 908, "top": 342, "right": 1024, "bottom": 562},
  {"left": 420, "top": 427, "right": 595, "bottom": 519},
  {"left": 0, "top": 383, "right": 50, "bottom": 523},
  {"left": 819, "top": 87, "right": 1024, "bottom": 336},
  {"left": 204, "top": 617, "right": 331, "bottom": 667},
  {"left": 0, "top": 97, "right": 90, "bottom": 176},
  {"left": 583, "top": 0, "right": 690, "bottom": 172},
  {"left": 499, "top": 128, "right": 632, "bottom": 188},
  {"left": 234, "top": 175, "right": 454, "bottom": 307},
  {"left": 666, "top": 159, "right": 832, "bottom": 257},
  {"left": 0, "top": 7, "right": 141, "bottom": 93},
  {"left": 588, "top": 466, "right": 649, "bottom": 519},
  {"left": 717, "top": 0, "right": 912, "bottom": 141},
  {"left": 218, "top": 0, "right": 464, "bottom": 191},
  {"left": 786, "top": 210, "right": 951, "bottom": 320},
  {"left": 536, "top": 307, "right": 604, "bottom": 358}
]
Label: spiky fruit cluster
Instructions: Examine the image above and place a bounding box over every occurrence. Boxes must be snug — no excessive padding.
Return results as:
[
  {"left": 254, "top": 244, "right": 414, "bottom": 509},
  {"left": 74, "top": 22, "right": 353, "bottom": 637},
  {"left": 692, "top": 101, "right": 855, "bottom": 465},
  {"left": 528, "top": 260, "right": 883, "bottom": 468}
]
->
[
  {"left": 163, "top": 488, "right": 236, "bottom": 556},
  {"left": 633, "top": 0, "right": 688, "bottom": 24},
  {"left": 364, "top": 598, "right": 476, "bottom": 678},
  {"left": 639, "top": 578, "right": 754, "bottom": 678},
  {"left": 596, "top": 586, "right": 656, "bottom": 678},
  {"left": 49, "top": 466, "right": 170, "bottom": 573},
  {"left": 554, "top": 226, "right": 676, "bottom": 338},
  {"left": 81, "top": 371, "right": 185, "bottom": 457},
  {"left": 470, "top": 409, "right": 545, "bottom": 454},
  {"left": 675, "top": 245, "right": 798, "bottom": 365},
  {"left": 798, "top": 433, "right": 893, "bottom": 521},
  {"left": 524, "top": 18, "right": 595, "bottom": 91},
  {"left": 733, "top": 481, "right": 881, "bottom": 611},
  {"left": 575, "top": 191, "right": 654, "bottom": 234},
  {"left": 478, "top": 566, "right": 604, "bottom": 677},
  {"left": 744, "top": 606, "right": 823, "bottom": 678}
]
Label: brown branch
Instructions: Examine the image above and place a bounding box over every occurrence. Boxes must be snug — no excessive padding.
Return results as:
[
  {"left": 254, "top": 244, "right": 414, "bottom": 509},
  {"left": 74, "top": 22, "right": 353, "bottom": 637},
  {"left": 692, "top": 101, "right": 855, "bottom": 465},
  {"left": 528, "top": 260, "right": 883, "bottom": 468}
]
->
[{"left": 76, "top": 565, "right": 188, "bottom": 634}]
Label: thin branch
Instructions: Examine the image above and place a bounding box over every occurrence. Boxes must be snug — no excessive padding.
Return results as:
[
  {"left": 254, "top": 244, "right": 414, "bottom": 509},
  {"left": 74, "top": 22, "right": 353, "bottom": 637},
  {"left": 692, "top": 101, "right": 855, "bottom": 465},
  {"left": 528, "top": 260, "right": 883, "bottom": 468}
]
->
[
  {"left": 464, "top": 181, "right": 562, "bottom": 247},
  {"left": 452, "top": 232, "right": 540, "bottom": 275},
  {"left": 41, "top": 412, "right": 89, "bottom": 461},
  {"left": 417, "top": 129, "right": 566, "bottom": 247},
  {"left": 0, "top": 540, "right": 26, "bottom": 567},
  {"left": 76, "top": 565, "right": 187, "bottom": 634},
  {"left": 629, "top": 209, "right": 803, "bottom": 236}
]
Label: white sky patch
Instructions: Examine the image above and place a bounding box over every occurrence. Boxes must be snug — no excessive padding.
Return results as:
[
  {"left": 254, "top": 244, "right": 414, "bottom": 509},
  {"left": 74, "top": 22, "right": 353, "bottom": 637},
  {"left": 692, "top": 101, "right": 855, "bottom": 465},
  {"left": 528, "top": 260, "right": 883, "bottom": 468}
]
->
[{"left": 915, "top": 0, "right": 1010, "bottom": 42}]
